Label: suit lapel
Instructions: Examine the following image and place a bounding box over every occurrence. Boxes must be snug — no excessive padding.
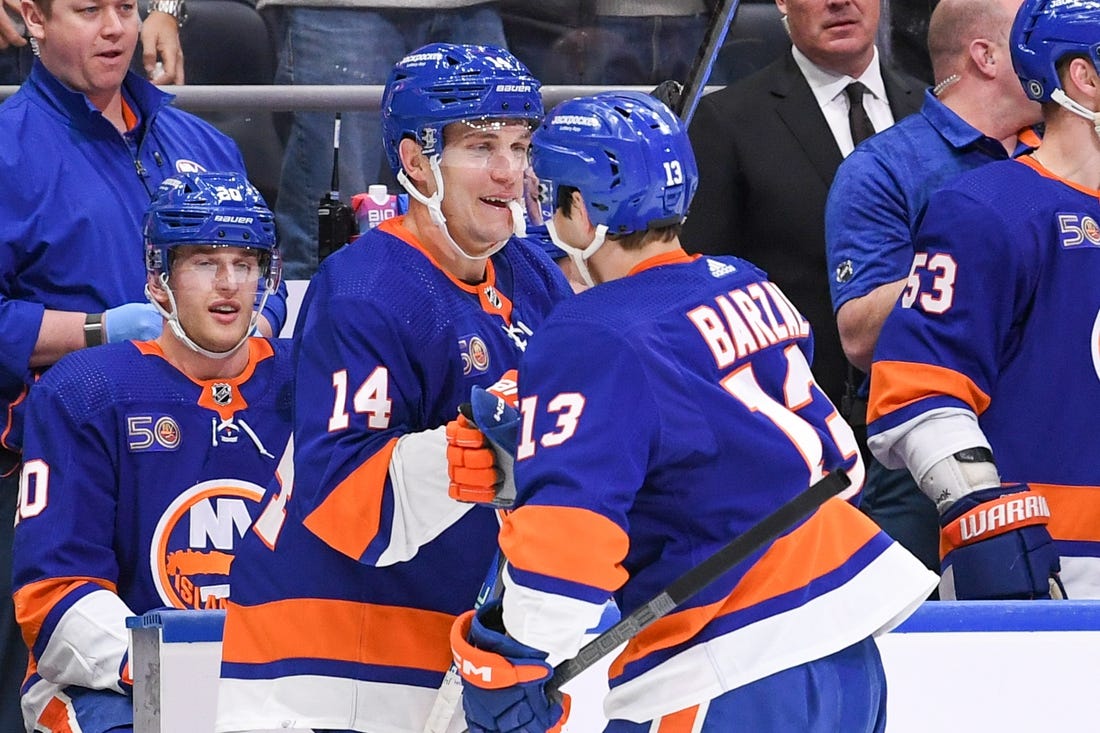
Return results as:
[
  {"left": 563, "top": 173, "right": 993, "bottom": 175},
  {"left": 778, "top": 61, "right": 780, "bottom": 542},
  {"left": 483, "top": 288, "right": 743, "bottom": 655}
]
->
[
  {"left": 770, "top": 54, "right": 923, "bottom": 186},
  {"left": 771, "top": 53, "right": 843, "bottom": 187},
  {"left": 882, "top": 65, "right": 924, "bottom": 119}
]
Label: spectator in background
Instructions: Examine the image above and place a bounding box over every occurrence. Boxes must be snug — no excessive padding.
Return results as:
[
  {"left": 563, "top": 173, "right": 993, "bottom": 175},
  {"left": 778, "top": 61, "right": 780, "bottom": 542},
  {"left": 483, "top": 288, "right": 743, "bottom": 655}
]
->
[
  {"left": 0, "top": 0, "right": 186, "bottom": 84},
  {"left": 498, "top": 0, "right": 589, "bottom": 83},
  {"left": 825, "top": 0, "right": 1040, "bottom": 575},
  {"left": 264, "top": 1, "right": 510, "bottom": 279},
  {"left": 547, "top": 0, "right": 712, "bottom": 86},
  {"left": 868, "top": 0, "right": 1100, "bottom": 601},
  {"left": 502, "top": 0, "right": 752, "bottom": 88},
  {"left": 12, "top": 172, "right": 290, "bottom": 733},
  {"left": 683, "top": 0, "right": 924, "bottom": 443},
  {"left": 0, "top": 0, "right": 274, "bottom": 727},
  {"left": 879, "top": 0, "right": 936, "bottom": 84}
]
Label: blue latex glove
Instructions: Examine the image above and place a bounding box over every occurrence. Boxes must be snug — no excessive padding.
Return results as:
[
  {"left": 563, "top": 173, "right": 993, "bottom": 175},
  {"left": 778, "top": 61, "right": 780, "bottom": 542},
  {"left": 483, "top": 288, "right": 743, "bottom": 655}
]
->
[
  {"left": 939, "top": 484, "right": 1063, "bottom": 600},
  {"left": 450, "top": 600, "right": 563, "bottom": 733},
  {"left": 103, "top": 302, "right": 162, "bottom": 342}
]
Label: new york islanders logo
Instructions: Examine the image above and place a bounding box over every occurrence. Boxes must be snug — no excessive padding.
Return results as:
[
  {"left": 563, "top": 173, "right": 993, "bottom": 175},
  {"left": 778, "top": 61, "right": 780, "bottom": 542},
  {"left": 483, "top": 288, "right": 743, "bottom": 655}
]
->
[{"left": 149, "top": 479, "right": 266, "bottom": 610}]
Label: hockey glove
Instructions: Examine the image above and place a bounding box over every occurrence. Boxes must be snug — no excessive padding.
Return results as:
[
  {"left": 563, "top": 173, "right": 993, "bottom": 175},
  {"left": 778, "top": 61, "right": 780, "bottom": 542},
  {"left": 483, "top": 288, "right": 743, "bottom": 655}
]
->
[
  {"left": 447, "top": 371, "right": 520, "bottom": 506},
  {"left": 103, "top": 302, "right": 163, "bottom": 342},
  {"left": 450, "top": 600, "right": 565, "bottom": 733},
  {"left": 650, "top": 80, "right": 683, "bottom": 110},
  {"left": 939, "top": 484, "right": 1063, "bottom": 600}
]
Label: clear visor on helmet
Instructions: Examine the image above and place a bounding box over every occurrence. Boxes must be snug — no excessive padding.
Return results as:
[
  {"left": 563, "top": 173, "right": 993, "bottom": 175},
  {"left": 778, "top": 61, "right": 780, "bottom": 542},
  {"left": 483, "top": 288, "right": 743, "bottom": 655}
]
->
[
  {"left": 163, "top": 243, "right": 282, "bottom": 304},
  {"left": 438, "top": 118, "right": 535, "bottom": 173}
]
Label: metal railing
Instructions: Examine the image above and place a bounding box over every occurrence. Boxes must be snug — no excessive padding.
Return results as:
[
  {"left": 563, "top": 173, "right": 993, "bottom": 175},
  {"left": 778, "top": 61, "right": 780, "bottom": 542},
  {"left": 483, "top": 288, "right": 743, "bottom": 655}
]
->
[{"left": 0, "top": 84, "right": 718, "bottom": 111}]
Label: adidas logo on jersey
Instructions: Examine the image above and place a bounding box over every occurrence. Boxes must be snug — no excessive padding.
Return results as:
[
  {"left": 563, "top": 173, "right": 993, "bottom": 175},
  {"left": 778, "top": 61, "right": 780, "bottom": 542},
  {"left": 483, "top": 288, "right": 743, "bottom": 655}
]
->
[{"left": 707, "top": 258, "right": 737, "bottom": 278}]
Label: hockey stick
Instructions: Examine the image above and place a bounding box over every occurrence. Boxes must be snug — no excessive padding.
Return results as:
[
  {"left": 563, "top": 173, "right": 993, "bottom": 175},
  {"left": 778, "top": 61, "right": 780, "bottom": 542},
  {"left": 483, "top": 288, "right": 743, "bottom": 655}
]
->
[
  {"left": 673, "top": 0, "right": 743, "bottom": 124},
  {"left": 544, "top": 468, "right": 850, "bottom": 698},
  {"left": 423, "top": 509, "right": 508, "bottom": 733},
  {"left": 454, "top": 469, "right": 851, "bottom": 732}
]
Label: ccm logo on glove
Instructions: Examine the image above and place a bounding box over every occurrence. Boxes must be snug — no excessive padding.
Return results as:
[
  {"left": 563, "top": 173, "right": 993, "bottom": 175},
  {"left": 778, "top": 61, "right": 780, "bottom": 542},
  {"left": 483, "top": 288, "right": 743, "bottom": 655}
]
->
[{"left": 450, "top": 644, "right": 548, "bottom": 689}]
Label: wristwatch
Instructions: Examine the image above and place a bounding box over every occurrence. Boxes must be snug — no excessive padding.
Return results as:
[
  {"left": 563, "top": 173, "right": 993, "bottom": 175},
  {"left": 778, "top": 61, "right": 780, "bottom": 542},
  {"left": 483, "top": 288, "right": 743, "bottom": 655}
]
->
[
  {"left": 147, "top": 0, "right": 187, "bottom": 26},
  {"left": 84, "top": 312, "right": 104, "bottom": 348}
]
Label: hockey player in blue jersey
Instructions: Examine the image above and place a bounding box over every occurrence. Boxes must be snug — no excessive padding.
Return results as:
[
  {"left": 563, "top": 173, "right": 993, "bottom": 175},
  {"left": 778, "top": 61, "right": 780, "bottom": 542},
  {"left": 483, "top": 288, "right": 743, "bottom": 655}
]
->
[
  {"left": 215, "top": 44, "right": 572, "bottom": 733},
  {"left": 868, "top": 0, "right": 1100, "bottom": 601},
  {"left": 446, "top": 91, "right": 937, "bottom": 733},
  {"left": 10, "top": 171, "right": 291, "bottom": 733}
]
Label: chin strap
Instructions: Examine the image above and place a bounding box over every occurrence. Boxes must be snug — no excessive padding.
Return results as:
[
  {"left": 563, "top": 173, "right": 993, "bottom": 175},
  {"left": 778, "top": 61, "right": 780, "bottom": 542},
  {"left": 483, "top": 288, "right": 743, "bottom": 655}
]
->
[
  {"left": 146, "top": 275, "right": 270, "bottom": 360},
  {"left": 545, "top": 220, "right": 608, "bottom": 288},
  {"left": 398, "top": 156, "right": 524, "bottom": 263},
  {"left": 1051, "top": 88, "right": 1100, "bottom": 138}
]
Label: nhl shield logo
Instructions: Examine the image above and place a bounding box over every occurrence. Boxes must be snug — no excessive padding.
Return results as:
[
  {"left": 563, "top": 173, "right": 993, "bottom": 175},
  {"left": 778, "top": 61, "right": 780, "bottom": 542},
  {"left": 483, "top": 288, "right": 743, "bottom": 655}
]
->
[
  {"left": 483, "top": 286, "right": 503, "bottom": 310},
  {"left": 211, "top": 383, "right": 233, "bottom": 406}
]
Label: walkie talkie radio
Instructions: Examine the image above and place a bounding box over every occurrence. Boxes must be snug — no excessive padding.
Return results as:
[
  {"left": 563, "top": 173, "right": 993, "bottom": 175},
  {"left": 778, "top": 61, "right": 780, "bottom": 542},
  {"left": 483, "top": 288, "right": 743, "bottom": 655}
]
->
[{"left": 317, "top": 112, "right": 359, "bottom": 264}]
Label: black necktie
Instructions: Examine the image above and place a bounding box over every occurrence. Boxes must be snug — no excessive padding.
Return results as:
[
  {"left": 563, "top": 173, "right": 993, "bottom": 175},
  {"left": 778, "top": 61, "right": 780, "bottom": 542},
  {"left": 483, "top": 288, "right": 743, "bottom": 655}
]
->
[{"left": 844, "top": 81, "right": 876, "bottom": 146}]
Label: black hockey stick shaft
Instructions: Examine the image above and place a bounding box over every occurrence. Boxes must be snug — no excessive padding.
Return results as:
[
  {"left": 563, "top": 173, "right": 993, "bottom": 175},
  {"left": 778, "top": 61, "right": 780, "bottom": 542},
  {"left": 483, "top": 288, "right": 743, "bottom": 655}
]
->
[
  {"left": 676, "top": 0, "right": 742, "bottom": 124},
  {"left": 545, "top": 468, "right": 850, "bottom": 697}
]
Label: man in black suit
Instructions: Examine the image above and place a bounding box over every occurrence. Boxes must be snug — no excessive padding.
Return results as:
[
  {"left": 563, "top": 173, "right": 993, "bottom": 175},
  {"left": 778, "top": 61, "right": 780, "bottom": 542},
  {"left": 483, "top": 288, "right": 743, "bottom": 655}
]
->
[{"left": 683, "top": 0, "right": 924, "bottom": 423}]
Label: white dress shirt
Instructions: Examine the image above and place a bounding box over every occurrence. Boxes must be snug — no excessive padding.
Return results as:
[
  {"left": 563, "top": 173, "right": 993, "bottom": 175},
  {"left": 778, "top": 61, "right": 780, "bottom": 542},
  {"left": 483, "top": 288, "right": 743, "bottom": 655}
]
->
[{"left": 791, "top": 45, "right": 895, "bottom": 157}]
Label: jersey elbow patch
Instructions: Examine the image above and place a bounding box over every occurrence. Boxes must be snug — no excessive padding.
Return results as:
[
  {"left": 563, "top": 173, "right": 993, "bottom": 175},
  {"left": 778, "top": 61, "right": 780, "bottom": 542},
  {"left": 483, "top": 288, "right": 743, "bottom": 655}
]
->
[
  {"left": 869, "top": 360, "right": 990, "bottom": 424},
  {"left": 500, "top": 505, "right": 629, "bottom": 594},
  {"left": 13, "top": 577, "right": 117, "bottom": 658},
  {"left": 303, "top": 437, "right": 398, "bottom": 562}
]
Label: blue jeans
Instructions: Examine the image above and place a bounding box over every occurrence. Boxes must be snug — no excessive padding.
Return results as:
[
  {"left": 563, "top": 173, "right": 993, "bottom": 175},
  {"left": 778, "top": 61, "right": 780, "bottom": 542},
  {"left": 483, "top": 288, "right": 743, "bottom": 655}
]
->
[
  {"left": 0, "top": 471, "right": 25, "bottom": 733},
  {"left": 593, "top": 14, "right": 711, "bottom": 86},
  {"left": 273, "top": 4, "right": 507, "bottom": 279},
  {"left": 524, "top": 14, "right": 712, "bottom": 86}
]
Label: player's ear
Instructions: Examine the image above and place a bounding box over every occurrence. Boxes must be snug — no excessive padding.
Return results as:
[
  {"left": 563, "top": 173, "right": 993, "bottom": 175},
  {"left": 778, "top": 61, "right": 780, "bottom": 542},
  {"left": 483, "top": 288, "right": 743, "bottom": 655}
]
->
[
  {"left": 569, "top": 190, "right": 596, "bottom": 235},
  {"left": 1066, "top": 56, "right": 1099, "bottom": 98},
  {"left": 399, "top": 138, "right": 434, "bottom": 191},
  {"left": 146, "top": 273, "right": 170, "bottom": 309}
]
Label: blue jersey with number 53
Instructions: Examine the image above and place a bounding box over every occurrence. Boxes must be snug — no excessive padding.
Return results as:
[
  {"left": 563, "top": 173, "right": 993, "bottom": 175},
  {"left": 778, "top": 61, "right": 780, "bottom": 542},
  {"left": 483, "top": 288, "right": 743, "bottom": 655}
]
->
[{"left": 869, "top": 156, "right": 1100, "bottom": 598}]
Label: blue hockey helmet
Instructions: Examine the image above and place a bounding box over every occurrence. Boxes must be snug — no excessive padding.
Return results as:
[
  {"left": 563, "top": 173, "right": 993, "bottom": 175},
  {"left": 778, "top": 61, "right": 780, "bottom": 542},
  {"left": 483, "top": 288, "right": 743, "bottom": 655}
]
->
[
  {"left": 1011, "top": 0, "right": 1100, "bottom": 103},
  {"left": 381, "top": 43, "right": 543, "bottom": 175},
  {"left": 144, "top": 171, "right": 281, "bottom": 294},
  {"left": 531, "top": 91, "right": 698, "bottom": 236}
]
